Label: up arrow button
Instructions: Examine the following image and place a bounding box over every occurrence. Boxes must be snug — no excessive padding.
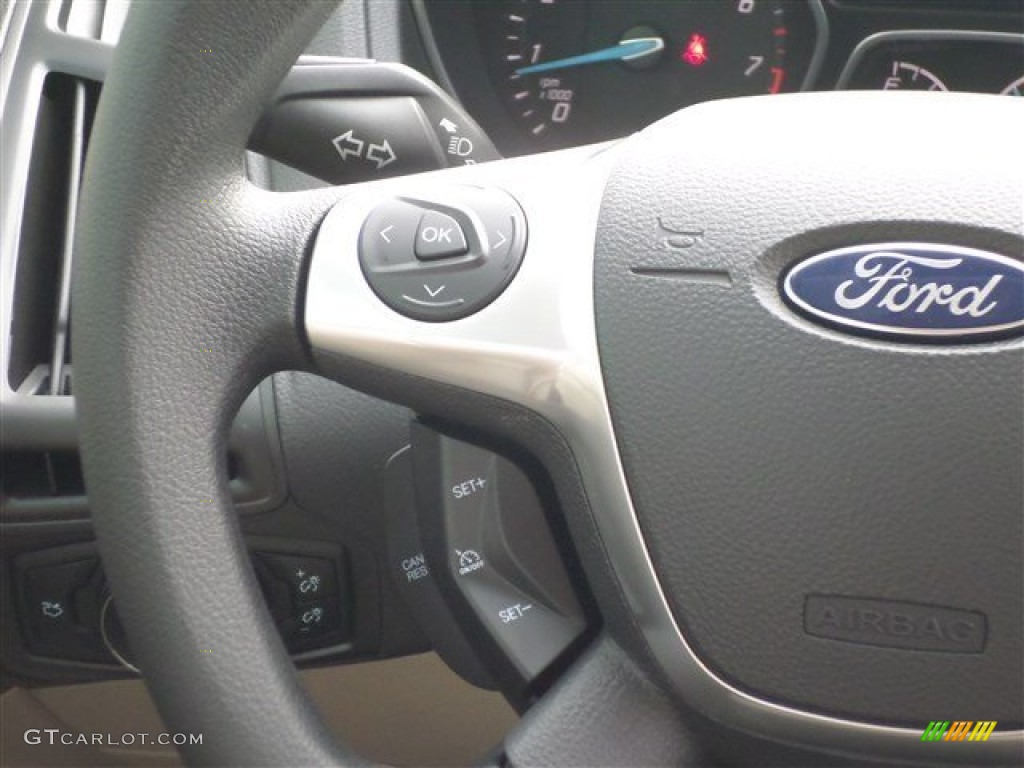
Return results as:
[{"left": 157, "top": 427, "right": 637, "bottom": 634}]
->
[{"left": 415, "top": 211, "right": 468, "bottom": 261}]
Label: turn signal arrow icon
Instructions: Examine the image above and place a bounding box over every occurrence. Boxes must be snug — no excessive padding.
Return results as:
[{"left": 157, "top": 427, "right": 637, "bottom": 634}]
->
[
  {"left": 367, "top": 140, "right": 397, "bottom": 169},
  {"left": 331, "top": 129, "right": 364, "bottom": 162}
]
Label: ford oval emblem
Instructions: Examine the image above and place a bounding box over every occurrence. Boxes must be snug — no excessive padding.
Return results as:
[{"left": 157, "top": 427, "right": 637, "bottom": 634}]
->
[{"left": 782, "top": 243, "right": 1024, "bottom": 342}]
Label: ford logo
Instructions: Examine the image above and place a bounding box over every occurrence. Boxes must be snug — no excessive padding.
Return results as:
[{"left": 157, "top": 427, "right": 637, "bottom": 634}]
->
[{"left": 782, "top": 243, "right": 1024, "bottom": 342}]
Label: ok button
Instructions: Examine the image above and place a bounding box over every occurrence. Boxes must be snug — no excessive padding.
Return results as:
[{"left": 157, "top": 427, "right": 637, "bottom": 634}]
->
[{"left": 415, "top": 210, "right": 468, "bottom": 261}]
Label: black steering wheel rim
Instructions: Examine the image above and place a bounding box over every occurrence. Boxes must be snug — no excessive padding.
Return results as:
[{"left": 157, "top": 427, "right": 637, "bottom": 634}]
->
[{"left": 73, "top": 2, "right": 360, "bottom": 764}]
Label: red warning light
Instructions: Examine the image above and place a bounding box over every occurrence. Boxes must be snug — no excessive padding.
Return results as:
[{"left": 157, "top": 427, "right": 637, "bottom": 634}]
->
[{"left": 682, "top": 33, "right": 709, "bottom": 67}]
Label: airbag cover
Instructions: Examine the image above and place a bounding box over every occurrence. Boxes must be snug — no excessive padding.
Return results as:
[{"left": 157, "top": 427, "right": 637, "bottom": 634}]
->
[{"left": 593, "top": 93, "right": 1023, "bottom": 725}]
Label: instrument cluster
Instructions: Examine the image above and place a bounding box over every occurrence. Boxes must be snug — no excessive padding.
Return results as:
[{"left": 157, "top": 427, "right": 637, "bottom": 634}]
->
[{"left": 415, "top": 1, "right": 1024, "bottom": 154}]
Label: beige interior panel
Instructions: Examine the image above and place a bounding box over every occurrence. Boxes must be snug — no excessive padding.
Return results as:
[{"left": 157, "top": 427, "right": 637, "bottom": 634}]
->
[{"left": 1, "top": 653, "right": 517, "bottom": 767}]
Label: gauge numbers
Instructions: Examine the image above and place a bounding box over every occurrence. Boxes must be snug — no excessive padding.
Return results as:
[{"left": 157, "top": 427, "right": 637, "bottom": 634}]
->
[
  {"left": 838, "top": 34, "right": 1024, "bottom": 99},
  {"left": 882, "top": 61, "right": 948, "bottom": 91}
]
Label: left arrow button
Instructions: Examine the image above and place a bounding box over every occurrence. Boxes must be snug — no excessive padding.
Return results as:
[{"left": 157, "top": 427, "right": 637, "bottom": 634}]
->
[{"left": 360, "top": 201, "right": 424, "bottom": 268}]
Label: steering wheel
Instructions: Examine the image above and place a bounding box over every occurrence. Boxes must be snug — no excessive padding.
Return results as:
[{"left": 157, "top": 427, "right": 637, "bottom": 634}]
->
[{"left": 72, "top": 1, "right": 1022, "bottom": 766}]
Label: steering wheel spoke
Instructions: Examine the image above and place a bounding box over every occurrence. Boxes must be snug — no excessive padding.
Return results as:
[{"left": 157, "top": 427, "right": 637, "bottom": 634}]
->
[{"left": 306, "top": 143, "right": 612, "bottom": 424}]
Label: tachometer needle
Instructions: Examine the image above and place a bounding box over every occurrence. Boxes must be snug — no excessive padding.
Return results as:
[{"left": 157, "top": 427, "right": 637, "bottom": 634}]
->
[{"left": 515, "top": 37, "right": 664, "bottom": 76}]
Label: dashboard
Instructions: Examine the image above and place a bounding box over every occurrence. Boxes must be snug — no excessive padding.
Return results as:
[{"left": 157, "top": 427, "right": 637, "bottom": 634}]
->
[{"left": 414, "top": 0, "right": 1024, "bottom": 155}]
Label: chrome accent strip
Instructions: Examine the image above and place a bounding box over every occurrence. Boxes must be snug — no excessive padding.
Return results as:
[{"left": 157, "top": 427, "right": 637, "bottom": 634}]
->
[
  {"left": 0, "top": 0, "right": 19, "bottom": 59},
  {"left": 65, "top": 0, "right": 105, "bottom": 39},
  {"left": 399, "top": 295, "right": 465, "bottom": 309},
  {"left": 305, "top": 139, "right": 1022, "bottom": 764},
  {"left": 99, "top": 0, "right": 131, "bottom": 45},
  {"left": 100, "top": 595, "right": 141, "bottom": 674},
  {"left": 48, "top": 81, "right": 87, "bottom": 394}
]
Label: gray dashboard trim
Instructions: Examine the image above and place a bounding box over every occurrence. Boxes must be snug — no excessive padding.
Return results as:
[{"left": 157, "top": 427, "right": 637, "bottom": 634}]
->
[
  {"left": 0, "top": 0, "right": 17, "bottom": 61},
  {"left": 1, "top": 0, "right": 113, "bottom": 451},
  {"left": 803, "top": 0, "right": 829, "bottom": 91},
  {"left": 409, "top": 0, "right": 457, "bottom": 97}
]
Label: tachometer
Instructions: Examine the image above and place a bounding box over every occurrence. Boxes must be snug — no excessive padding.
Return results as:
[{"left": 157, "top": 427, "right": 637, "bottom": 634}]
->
[{"left": 476, "top": 1, "right": 824, "bottom": 148}]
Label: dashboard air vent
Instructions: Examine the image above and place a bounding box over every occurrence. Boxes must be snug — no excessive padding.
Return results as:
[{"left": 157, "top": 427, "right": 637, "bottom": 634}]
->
[
  {"left": 1, "top": 450, "right": 86, "bottom": 500},
  {"left": 6, "top": 73, "right": 99, "bottom": 396}
]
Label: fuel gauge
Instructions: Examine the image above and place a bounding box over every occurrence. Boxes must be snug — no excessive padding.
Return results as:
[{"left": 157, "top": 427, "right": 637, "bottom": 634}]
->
[
  {"left": 838, "top": 31, "right": 1024, "bottom": 97},
  {"left": 1000, "top": 75, "right": 1024, "bottom": 96},
  {"left": 881, "top": 61, "right": 948, "bottom": 91}
]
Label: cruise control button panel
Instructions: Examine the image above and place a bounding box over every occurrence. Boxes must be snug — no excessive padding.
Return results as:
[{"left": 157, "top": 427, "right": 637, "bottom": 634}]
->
[
  {"left": 259, "top": 552, "right": 339, "bottom": 603},
  {"left": 250, "top": 541, "right": 351, "bottom": 655},
  {"left": 383, "top": 447, "right": 496, "bottom": 690},
  {"left": 411, "top": 423, "right": 589, "bottom": 691},
  {"left": 359, "top": 187, "right": 527, "bottom": 322}
]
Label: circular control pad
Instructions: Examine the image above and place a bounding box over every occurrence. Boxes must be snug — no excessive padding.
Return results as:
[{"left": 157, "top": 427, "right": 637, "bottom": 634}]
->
[{"left": 358, "top": 187, "right": 527, "bottom": 321}]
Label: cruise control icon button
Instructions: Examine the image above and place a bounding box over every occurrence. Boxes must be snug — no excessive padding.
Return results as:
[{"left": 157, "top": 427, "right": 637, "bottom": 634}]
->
[{"left": 415, "top": 211, "right": 468, "bottom": 261}]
